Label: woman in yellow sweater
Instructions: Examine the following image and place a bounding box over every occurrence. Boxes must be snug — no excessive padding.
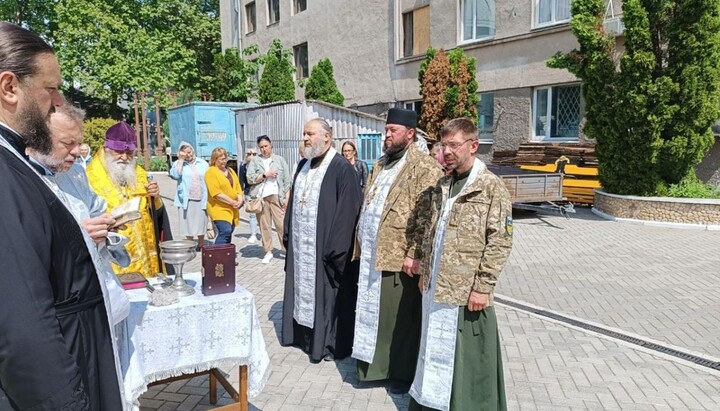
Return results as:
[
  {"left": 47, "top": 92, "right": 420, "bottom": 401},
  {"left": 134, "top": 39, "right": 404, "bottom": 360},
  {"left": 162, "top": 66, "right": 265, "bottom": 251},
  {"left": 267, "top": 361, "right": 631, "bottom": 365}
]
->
[{"left": 204, "top": 148, "right": 244, "bottom": 244}]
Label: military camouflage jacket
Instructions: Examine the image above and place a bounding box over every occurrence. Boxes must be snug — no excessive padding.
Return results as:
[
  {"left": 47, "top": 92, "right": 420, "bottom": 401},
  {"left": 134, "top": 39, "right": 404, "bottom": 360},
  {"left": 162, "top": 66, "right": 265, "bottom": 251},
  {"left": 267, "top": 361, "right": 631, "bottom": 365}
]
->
[
  {"left": 419, "top": 167, "right": 513, "bottom": 306},
  {"left": 354, "top": 144, "right": 443, "bottom": 272}
]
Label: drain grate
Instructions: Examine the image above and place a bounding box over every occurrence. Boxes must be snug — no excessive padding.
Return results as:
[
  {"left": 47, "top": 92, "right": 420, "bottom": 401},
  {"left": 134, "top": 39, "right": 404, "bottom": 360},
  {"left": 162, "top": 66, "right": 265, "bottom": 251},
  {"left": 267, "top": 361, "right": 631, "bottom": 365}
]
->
[{"left": 494, "top": 296, "right": 720, "bottom": 372}]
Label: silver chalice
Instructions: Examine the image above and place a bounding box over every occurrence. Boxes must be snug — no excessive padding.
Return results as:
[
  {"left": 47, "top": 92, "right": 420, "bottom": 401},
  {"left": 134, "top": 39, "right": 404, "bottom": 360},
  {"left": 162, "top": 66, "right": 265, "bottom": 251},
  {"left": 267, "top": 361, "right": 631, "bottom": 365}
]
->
[{"left": 159, "top": 239, "right": 197, "bottom": 297}]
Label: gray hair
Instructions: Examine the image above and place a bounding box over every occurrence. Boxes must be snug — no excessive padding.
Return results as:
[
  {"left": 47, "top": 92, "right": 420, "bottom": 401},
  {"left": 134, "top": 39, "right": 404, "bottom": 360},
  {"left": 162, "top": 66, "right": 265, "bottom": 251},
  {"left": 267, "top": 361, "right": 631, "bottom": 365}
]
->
[
  {"left": 0, "top": 22, "right": 55, "bottom": 81},
  {"left": 52, "top": 101, "right": 86, "bottom": 125},
  {"left": 308, "top": 118, "right": 333, "bottom": 138}
]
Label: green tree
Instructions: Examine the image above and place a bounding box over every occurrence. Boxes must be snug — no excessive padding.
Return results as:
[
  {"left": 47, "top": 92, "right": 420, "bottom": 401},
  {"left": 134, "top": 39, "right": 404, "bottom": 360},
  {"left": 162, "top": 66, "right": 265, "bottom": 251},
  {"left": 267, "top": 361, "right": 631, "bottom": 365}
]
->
[
  {"left": 258, "top": 39, "right": 296, "bottom": 104},
  {"left": 418, "top": 48, "right": 479, "bottom": 140},
  {"left": 212, "top": 46, "right": 261, "bottom": 102},
  {"left": 548, "top": 0, "right": 720, "bottom": 195},
  {"left": 54, "top": 0, "right": 219, "bottom": 110},
  {"left": 0, "top": 0, "right": 57, "bottom": 41},
  {"left": 304, "top": 58, "right": 344, "bottom": 106}
]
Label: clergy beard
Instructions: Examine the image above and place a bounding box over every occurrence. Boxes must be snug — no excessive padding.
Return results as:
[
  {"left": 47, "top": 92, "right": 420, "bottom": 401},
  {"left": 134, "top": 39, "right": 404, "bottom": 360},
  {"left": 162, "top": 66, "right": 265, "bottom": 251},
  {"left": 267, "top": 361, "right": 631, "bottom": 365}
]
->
[
  {"left": 303, "top": 139, "right": 326, "bottom": 159},
  {"left": 105, "top": 154, "right": 137, "bottom": 187},
  {"left": 18, "top": 97, "right": 53, "bottom": 155},
  {"left": 383, "top": 136, "right": 410, "bottom": 157}
]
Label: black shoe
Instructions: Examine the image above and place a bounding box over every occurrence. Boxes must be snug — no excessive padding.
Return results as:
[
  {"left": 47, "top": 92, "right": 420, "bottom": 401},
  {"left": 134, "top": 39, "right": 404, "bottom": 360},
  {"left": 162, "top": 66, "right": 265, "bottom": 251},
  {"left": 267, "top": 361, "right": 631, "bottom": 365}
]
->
[
  {"left": 322, "top": 353, "right": 335, "bottom": 362},
  {"left": 388, "top": 380, "right": 411, "bottom": 394}
]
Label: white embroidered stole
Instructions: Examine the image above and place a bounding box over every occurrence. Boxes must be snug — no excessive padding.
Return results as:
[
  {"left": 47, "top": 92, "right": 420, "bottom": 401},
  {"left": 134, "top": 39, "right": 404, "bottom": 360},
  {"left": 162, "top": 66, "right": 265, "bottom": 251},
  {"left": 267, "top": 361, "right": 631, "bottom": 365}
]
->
[
  {"left": 410, "top": 159, "right": 485, "bottom": 411},
  {"left": 352, "top": 152, "right": 408, "bottom": 362},
  {"left": 291, "top": 147, "right": 336, "bottom": 328}
]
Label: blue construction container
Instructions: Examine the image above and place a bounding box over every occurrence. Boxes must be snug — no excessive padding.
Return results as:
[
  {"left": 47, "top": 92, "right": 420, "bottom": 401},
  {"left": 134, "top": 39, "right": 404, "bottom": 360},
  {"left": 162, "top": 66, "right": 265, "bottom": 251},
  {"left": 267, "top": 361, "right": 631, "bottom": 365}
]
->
[{"left": 168, "top": 101, "right": 255, "bottom": 161}]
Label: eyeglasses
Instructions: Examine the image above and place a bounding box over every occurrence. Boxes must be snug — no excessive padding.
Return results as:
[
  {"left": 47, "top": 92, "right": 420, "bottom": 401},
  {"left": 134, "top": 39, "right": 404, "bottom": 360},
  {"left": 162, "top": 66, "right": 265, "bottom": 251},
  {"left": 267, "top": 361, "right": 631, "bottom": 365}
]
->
[{"left": 440, "top": 139, "right": 475, "bottom": 151}]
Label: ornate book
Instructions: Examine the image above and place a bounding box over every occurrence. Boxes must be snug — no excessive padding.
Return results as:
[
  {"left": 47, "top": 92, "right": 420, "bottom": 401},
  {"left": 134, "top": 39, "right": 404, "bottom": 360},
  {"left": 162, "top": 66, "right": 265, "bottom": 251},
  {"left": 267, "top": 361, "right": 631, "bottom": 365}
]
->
[{"left": 201, "top": 244, "right": 236, "bottom": 296}]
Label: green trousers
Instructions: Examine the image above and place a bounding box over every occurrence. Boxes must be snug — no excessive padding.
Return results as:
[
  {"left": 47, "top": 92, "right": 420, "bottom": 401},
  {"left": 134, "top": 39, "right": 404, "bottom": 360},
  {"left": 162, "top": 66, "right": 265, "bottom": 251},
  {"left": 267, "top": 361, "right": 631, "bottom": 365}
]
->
[
  {"left": 357, "top": 271, "right": 421, "bottom": 383},
  {"left": 409, "top": 306, "right": 507, "bottom": 411}
]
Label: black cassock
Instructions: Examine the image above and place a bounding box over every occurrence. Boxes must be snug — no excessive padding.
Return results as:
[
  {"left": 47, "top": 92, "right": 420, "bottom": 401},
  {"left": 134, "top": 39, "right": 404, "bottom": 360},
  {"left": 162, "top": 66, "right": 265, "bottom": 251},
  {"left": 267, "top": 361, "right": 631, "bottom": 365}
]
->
[
  {"left": 0, "top": 126, "right": 121, "bottom": 410},
  {"left": 281, "top": 152, "right": 362, "bottom": 362}
]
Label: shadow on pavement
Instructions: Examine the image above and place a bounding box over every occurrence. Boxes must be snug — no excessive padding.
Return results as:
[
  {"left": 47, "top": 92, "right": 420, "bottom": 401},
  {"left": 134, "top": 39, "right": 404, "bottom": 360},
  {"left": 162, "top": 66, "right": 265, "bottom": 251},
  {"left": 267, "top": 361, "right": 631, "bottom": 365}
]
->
[{"left": 269, "top": 301, "right": 283, "bottom": 342}]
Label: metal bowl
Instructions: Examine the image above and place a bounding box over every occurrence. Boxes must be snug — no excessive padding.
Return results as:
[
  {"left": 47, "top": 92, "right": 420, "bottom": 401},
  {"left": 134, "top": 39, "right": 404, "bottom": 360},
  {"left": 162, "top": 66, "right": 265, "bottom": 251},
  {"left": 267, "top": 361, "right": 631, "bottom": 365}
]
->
[{"left": 159, "top": 239, "right": 197, "bottom": 264}]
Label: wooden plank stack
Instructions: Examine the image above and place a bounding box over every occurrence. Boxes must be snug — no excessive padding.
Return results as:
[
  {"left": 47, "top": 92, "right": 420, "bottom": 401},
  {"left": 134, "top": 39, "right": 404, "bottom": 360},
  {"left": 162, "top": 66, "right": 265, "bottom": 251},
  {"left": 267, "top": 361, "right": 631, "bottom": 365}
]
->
[{"left": 493, "top": 143, "right": 600, "bottom": 205}]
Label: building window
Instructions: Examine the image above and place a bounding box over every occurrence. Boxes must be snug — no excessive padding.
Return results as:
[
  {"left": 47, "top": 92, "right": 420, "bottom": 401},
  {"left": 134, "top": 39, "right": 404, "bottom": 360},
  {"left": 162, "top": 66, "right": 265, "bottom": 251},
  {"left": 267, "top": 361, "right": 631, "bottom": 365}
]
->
[
  {"left": 294, "top": 43, "right": 308, "bottom": 79},
  {"left": 461, "top": 0, "right": 495, "bottom": 42},
  {"left": 294, "top": 0, "right": 307, "bottom": 14},
  {"left": 402, "top": 6, "right": 430, "bottom": 58},
  {"left": 267, "top": 0, "right": 280, "bottom": 25},
  {"left": 533, "top": 84, "right": 582, "bottom": 140},
  {"left": 403, "top": 101, "right": 422, "bottom": 116},
  {"left": 536, "top": 0, "right": 571, "bottom": 27},
  {"left": 478, "top": 93, "right": 494, "bottom": 141},
  {"left": 245, "top": 2, "right": 256, "bottom": 34}
]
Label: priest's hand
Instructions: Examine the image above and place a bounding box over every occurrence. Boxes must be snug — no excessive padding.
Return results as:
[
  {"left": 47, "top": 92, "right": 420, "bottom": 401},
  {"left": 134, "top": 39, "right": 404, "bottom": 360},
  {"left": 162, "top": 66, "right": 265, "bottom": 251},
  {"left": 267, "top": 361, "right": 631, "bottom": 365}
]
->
[
  {"left": 146, "top": 181, "right": 160, "bottom": 198},
  {"left": 402, "top": 256, "right": 420, "bottom": 277},
  {"left": 467, "top": 291, "right": 489, "bottom": 312},
  {"left": 82, "top": 213, "right": 116, "bottom": 244}
]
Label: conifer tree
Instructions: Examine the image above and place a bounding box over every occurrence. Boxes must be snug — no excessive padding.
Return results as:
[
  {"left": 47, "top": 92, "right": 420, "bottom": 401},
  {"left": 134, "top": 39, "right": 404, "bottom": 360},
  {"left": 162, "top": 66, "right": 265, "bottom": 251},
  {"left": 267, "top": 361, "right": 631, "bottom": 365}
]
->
[
  {"left": 418, "top": 48, "right": 479, "bottom": 140},
  {"left": 258, "top": 39, "right": 295, "bottom": 104},
  {"left": 305, "top": 58, "right": 344, "bottom": 106},
  {"left": 549, "top": 0, "right": 720, "bottom": 195}
]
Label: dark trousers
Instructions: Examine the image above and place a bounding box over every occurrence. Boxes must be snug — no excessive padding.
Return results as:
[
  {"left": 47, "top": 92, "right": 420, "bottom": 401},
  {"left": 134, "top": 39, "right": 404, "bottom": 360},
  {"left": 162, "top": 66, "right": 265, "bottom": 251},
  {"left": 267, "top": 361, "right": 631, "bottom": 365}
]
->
[{"left": 213, "top": 220, "right": 234, "bottom": 244}]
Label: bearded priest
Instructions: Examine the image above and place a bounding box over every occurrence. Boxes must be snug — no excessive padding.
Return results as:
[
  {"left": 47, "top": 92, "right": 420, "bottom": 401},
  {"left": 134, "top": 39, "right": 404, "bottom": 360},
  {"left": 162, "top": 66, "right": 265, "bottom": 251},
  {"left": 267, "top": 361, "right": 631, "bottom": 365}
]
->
[
  {"left": 281, "top": 118, "right": 362, "bottom": 363},
  {"left": 86, "top": 121, "right": 173, "bottom": 278}
]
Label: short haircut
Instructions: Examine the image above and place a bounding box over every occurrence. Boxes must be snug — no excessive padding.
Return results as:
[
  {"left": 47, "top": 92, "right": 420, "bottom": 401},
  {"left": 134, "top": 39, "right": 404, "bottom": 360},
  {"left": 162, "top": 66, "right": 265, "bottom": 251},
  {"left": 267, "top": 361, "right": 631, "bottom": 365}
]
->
[
  {"left": 80, "top": 143, "right": 90, "bottom": 150},
  {"left": 431, "top": 142, "right": 443, "bottom": 151},
  {"left": 440, "top": 118, "right": 478, "bottom": 140},
  {"left": 209, "top": 147, "right": 228, "bottom": 166},
  {"left": 0, "top": 22, "right": 55, "bottom": 81},
  {"left": 52, "top": 101, "right": 86, "bottom": 125},
  {"left": 308, "top": 118, "right": 333, "bottom": 137},
  {"left": 257, "top": 135, "right": 271, "bottom": 144}
]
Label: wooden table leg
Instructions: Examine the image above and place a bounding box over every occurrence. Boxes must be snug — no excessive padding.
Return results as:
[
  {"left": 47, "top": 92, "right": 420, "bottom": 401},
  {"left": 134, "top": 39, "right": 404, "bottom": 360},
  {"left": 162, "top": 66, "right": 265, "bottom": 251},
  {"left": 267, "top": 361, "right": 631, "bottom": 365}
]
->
[
  {"left": 239, "top": 366, "right": 248, "bottom": 411},
  {"left": 209, "top": 369, "right": 218, "bottom": 405}
]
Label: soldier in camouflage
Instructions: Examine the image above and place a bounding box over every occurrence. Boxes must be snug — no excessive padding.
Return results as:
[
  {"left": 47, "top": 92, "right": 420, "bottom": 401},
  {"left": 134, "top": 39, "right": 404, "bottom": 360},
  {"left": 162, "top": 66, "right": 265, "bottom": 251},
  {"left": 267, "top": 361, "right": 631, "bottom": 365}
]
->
[
  {"left": 408, "top": 118, "right": 513, "bottom": 411},
  {"left": 352, "top": 108, "right": 443, "bottom": 394}
]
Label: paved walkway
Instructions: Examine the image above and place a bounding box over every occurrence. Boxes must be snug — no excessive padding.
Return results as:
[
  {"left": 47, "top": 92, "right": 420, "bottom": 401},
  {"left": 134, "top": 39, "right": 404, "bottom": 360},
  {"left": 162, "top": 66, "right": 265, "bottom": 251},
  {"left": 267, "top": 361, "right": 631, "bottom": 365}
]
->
[{"left": 137, "top": 174, "right": 720, "bottom": 410}]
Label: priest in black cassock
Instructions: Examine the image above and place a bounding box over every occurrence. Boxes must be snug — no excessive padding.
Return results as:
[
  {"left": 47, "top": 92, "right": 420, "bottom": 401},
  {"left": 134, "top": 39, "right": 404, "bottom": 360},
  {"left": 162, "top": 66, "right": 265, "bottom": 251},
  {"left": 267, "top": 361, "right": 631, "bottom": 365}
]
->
[
  {"left": 281, "top": 118, "right": 363, "bottom": 363},
  {"left": 0, "top": 23, "right": 123, "bottom": 410}
]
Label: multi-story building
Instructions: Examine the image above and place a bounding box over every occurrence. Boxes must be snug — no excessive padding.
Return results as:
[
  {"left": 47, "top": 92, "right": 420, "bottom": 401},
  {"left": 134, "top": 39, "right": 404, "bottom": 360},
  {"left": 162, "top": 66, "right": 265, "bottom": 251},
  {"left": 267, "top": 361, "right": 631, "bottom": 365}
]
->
[{"left": 219, "top": 0, "right": 625, "bottom": 156}]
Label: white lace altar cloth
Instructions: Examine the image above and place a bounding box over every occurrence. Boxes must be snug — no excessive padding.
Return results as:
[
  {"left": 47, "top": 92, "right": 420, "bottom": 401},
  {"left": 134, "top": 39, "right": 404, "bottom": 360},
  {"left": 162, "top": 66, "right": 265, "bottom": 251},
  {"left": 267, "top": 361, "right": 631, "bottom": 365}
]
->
[{"left": 118, "top": 272, "right": 270, "bottom": 410}]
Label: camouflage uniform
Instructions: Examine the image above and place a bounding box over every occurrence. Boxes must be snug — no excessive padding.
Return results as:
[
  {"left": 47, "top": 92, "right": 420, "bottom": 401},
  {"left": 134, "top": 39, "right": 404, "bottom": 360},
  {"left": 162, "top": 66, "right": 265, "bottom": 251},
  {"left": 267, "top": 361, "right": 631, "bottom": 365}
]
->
[
  {"left": 417, "top": 168, "right": 513, "bottom": 306},
  {"left": 353, "top": 143, "right": 443, "bottom": 384},
  {"left": 409, "top": 166, "right": 512, "bottom": 411},
  {"left": 354, "top": 144, "right": 443, "bottom": 268}
]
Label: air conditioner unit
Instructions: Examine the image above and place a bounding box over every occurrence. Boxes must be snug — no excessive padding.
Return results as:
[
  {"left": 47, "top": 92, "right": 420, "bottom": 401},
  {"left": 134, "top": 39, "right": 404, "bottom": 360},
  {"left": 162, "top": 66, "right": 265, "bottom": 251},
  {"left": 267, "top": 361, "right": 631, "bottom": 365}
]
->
[{"left": 604, "top": 17, "right": 625, "bottom": 36}]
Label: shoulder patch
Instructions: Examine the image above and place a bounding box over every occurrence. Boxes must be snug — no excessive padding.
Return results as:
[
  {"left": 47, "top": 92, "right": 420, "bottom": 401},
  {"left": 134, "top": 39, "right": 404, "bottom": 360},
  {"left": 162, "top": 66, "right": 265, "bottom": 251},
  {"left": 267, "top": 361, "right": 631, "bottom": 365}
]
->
[{"left": 505, "top": 216, "right": 513, "bottom": 237}]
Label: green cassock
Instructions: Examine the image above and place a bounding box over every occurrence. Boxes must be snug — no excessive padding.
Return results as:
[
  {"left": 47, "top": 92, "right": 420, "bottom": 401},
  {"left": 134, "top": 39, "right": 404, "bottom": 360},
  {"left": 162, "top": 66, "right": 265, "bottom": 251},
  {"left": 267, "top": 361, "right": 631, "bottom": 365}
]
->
[
  {"left": 409, "top": 306, "right": 507, "bottom": 411},
  {"left": 357, "top": 271, "right": 422, "bottom": 383}
]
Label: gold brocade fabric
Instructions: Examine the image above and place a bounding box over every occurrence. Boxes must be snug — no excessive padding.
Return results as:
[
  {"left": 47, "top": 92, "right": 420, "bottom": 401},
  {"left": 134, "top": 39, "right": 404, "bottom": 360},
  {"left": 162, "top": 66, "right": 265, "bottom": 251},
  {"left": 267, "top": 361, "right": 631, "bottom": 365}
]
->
[{"left": 86, "top": 149, "right": 160, "bottom": 278}]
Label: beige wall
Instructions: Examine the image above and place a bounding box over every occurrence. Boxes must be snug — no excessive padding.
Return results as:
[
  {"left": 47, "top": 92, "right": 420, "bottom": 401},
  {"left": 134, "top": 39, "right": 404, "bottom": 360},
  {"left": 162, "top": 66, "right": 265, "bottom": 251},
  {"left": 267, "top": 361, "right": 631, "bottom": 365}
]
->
[{"left": 220, "top": 0, "right": 586, "bottom": 109}]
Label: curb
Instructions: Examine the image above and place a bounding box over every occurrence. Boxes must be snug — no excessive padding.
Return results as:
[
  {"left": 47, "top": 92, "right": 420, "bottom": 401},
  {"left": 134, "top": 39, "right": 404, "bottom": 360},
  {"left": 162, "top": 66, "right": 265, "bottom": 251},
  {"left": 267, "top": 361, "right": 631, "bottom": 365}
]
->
[{"left": 591, "top": 207, "right": 720, "bottom": 231}]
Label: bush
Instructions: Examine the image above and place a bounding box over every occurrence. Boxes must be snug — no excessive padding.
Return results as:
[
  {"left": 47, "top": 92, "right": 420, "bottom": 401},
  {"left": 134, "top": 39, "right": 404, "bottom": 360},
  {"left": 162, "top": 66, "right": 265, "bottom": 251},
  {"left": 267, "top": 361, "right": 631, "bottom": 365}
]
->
[
  {"left": 137, "top": 156, "right": 169, "bottom": 172},
  {"left": 83, "top": 118, "right": 117, "bottom": 154},
  {"left": 656, "top": 175, "right": 720, "bottom": 199}
]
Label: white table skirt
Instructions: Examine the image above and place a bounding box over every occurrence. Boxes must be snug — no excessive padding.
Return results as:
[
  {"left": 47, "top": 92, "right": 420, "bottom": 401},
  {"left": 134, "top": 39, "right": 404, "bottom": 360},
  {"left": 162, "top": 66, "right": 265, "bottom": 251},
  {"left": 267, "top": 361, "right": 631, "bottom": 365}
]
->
[{"left": 118, "top": 272, "right": 270, "bottom": 410}]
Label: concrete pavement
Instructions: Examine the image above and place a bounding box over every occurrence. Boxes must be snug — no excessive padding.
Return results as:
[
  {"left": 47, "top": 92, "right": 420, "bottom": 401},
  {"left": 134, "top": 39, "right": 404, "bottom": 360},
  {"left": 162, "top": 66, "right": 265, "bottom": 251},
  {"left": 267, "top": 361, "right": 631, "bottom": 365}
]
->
[{"left": 137, "top": 173, "right": 720, "bottom": 410}]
